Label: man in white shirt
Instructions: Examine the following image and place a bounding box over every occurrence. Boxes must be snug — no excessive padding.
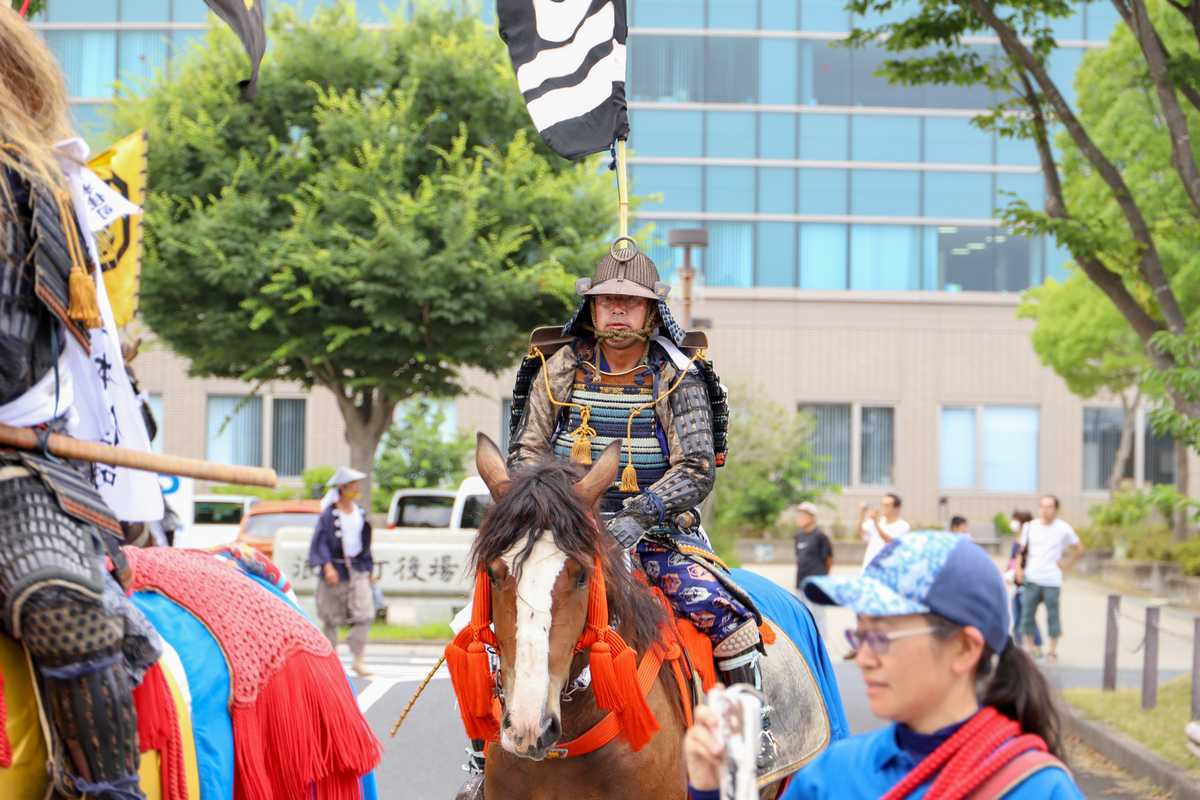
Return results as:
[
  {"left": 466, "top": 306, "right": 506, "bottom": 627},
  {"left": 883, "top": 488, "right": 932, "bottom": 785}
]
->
[
  {"left": 858, "top": 493, "right": 910, "bottom": 569},
  {"left": 1015, "top": 495, "right": 1084, "bottom": 662}
]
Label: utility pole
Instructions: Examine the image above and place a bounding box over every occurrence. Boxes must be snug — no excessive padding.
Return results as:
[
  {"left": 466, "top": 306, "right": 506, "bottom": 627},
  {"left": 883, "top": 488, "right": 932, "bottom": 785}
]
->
[{"left": 667, "top": 228, "right": 708, "bottom": 329}]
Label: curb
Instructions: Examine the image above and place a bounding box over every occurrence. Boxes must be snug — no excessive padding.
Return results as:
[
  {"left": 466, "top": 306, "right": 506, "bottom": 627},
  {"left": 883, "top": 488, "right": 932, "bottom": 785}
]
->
[{"left": 1062, "top": 705, "right": 1200, "bottom": 799}]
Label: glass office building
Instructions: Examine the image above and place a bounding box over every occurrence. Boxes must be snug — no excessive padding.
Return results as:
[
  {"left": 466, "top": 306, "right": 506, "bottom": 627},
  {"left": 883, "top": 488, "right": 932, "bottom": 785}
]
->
[
  {"left": 36, "top": 0, "right": 1116, "bottom": 293},
  {"left": 626, "top": 1, "right": 1121, "bottom": 292}
]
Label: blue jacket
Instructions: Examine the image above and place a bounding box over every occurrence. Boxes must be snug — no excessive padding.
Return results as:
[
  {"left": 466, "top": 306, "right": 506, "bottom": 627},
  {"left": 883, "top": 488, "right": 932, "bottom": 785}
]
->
[
  {"left": 779, "top": 723, "right": 1083, "bottom": 799},
  {"left": 307, "top": 505, "right": 373, "bottom": 582}
]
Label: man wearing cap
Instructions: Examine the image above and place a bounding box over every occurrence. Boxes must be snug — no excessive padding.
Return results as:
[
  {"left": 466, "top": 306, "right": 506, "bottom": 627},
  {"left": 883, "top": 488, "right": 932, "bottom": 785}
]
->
[
  {"left": 793, "top": 502, "right": 832, "bottom": 638},
  {"left": 308, "top": 467, "right": 374, "bottom": 677}
]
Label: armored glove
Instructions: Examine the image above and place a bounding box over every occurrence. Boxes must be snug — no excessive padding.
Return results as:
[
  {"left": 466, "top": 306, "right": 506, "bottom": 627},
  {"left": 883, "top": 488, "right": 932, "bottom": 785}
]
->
[{"left": 605, "top": 514, "right": 645, "bottom": 550}]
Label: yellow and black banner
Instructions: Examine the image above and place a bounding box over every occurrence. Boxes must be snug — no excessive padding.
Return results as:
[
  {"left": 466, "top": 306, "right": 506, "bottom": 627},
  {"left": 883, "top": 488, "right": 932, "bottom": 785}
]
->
[{"left": 88, "top": 129, "right": 147, "bottom": 328}]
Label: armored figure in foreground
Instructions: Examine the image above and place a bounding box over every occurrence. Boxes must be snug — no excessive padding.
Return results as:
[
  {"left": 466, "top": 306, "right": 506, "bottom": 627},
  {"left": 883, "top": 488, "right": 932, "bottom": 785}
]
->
[{"left": 0, "top": 12, "right": 157, "bottom": 798}]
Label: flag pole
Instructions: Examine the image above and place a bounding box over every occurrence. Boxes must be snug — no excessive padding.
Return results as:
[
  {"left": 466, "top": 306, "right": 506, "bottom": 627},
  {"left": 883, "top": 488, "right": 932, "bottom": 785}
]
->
[{"left": 616, "top": 138, "right": 629, "bottom": 239}]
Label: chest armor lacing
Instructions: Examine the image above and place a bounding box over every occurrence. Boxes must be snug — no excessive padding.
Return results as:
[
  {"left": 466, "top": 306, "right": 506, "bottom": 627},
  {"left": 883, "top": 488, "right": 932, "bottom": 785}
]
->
[{"left": 553, "top": 365, "right": 669, "bottom": 512}]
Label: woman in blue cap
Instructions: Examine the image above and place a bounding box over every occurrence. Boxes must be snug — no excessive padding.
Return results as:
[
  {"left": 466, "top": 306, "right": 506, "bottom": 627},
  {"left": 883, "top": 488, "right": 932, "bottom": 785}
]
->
[{"left": 684, "top": 531, "right": 1083, "bottom": 799}]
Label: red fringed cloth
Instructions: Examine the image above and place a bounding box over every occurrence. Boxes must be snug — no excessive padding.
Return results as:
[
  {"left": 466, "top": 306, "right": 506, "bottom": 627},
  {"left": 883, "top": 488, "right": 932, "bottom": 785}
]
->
[
  {"left": 881, "top": 707, "right": 1060, "bottom": 800},
  {"left": 0, "top": 671, "right": 11, "bottom": 768},
  {"left": 125, "top": 548, "right": 382, "bottom": 800},
  {"left": 133, "top": 663, "right": 187, "bottom": 800}
]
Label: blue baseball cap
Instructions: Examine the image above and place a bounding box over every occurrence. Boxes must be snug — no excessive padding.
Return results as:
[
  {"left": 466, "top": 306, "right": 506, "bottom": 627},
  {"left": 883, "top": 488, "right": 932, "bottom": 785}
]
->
[{"left": 802, "top": 531, "right": 1011, "bottom": 654}]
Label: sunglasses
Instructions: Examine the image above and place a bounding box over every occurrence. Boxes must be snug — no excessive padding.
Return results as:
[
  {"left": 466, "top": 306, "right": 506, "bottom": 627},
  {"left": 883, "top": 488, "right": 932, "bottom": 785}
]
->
[{"left": 844, "top": 625, "right": 936, "bottom": 655}]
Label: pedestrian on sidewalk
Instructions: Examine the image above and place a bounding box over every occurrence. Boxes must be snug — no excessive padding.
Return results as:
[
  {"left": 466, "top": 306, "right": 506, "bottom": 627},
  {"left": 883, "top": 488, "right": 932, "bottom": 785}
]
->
[
  {"left": 859, "top": 494, "right": 910, "bottom": 569},
  {"left": 1015, "top": 496, "right": 1084, "bottom": 664},
  {"left": 1005, "top": 510, "right": 1043, "bottom": 655},
  {"left": 684, "top": 532, "right": 1083, "bottom": 799},
  {"left": 308, "top": 466, "right": 376, "bottom": 677},
  {"left": 793, "top": 501, "right": 833, "bottom": 638}
]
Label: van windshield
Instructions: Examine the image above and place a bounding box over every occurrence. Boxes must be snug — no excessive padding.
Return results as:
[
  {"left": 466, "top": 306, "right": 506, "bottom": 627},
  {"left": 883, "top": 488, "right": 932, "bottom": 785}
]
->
[
  {"left": 194, "top": 501, "right": 245, "bottom": 525},
  {"left": 459, "top": 495, "right": 492, "bottom": 530},
  {"left": 394, "top": 496, "right": 454, "bottom": 528}
]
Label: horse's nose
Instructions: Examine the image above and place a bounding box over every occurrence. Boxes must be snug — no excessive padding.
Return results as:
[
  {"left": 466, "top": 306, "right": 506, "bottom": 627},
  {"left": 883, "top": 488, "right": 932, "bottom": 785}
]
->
[{"left": 536, "top": 713, "right": 561, "bottom": 751}]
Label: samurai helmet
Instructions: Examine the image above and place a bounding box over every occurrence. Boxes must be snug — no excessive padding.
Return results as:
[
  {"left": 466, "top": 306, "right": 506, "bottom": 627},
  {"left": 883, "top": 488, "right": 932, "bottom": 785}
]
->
[
  {"left": 574, "top": 237, "right": 671, "bottom": 302},
  {"left": 563, "top": 237, "right": 688, "bottom": 345}
]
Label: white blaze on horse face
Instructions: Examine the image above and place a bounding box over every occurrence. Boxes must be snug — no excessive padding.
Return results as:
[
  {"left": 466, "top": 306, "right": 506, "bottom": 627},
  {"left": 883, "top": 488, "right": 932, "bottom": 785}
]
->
[{"left": 501, "top": 533, "right": 567, "bottom": 752}]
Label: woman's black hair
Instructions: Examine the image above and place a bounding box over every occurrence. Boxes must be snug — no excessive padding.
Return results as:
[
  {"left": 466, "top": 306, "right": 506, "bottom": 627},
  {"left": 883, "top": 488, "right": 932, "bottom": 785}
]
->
[{"left": 927, "top": 615, "right": 1065, "bottom": 760}]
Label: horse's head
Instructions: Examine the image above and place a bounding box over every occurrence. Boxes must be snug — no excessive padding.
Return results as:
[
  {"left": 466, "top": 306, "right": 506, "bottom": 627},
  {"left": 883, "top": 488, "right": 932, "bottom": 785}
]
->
[{"left": 470, "top": 434, "right": 658, "bottom": 760}]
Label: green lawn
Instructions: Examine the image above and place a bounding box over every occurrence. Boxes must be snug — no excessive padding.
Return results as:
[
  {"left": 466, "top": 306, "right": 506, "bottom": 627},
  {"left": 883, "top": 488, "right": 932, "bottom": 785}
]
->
[
  {"left": 1063, "top": 676, "right": 1200, "bottom": 775},
  {"left": 336, "top": 621, "right": 452, "bottom": 641}
]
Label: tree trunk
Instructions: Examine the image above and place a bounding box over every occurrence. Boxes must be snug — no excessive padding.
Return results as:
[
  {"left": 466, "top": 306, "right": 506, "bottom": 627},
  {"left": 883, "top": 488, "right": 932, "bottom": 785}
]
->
[
  {"left": 322, "top": 379, "right": 398, "bottom": 515},
  {"left": 1174, "top": 443, "right": 1190, "bottom": 541},
  {"left": 1109, "top": 390, "right": 1141, "bottom": 493}
]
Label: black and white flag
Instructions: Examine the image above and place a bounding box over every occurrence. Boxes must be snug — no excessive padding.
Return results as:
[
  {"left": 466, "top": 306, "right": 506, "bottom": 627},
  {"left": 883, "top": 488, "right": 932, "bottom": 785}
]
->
[{"left": 497, "top": 0, "right": 630, "bottom": 160}]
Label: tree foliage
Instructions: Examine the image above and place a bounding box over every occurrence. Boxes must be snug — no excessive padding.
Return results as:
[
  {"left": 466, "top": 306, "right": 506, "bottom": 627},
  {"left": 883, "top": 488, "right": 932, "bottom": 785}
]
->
[
  {"left": 109, "top": 4, "right": 616, "bottom": 503},
  {"left": 844, "top": 0, "right": 1200, "bottom": 450},
  {"left": 708, "top": 387, "right": 836, "bottom": 560},
  {"left": 372, "top": 400, "right": 473, "bottom": 512}
]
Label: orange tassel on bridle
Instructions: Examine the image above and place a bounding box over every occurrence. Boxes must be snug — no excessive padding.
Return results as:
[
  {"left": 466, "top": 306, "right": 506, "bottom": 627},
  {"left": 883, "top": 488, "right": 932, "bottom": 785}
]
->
[
  {"left": 576, "top": 555, "right": 660, "bottom": 751},
  {"left": 444, "top": 569, "right": 500, "bottom": 742}
]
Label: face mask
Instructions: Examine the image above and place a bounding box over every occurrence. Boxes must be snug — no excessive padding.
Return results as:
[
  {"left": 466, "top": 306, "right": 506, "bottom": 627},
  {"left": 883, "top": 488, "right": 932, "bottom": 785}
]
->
[{"left": 1009, "top": 519, "right": 1020, "bottom": 533}]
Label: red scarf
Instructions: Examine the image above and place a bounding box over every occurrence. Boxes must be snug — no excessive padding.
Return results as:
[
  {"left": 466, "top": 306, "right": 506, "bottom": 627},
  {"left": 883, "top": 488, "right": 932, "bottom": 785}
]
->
[{"left": 882, "top": 707, "right": 1049, "bottom": 800}]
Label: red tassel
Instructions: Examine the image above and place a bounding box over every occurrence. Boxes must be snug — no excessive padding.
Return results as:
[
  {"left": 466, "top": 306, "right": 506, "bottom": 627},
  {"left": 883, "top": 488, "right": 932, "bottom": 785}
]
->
[
  {"left": 133, "top": 663, "right": 188, "bottom": 800},
  {"left": 466, "top": 642, "right": 494, "bottom": 716},
  {"left": 588, "top": 641, "right": 623, "bottom": 711},
  {"left": 231, "top": 650, "right": 382, "bottom": 800},
  {"left": 444, "top": 575, "right": 502, "bottom": 743},
  {"left": 609, "top": 636, "right": 659, "bottom": 751},
  {"left": 0, "top": 671, "right": 11, "bottom": 769}
]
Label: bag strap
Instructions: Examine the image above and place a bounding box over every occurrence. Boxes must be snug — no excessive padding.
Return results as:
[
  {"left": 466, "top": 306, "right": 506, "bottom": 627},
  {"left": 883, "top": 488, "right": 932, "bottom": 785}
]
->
[{"left": 970, "top": 749, "right": 1067, "bottom": 799}]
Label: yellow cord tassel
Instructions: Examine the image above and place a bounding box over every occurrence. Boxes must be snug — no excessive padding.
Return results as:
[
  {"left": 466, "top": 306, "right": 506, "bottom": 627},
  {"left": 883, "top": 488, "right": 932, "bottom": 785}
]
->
[
  {"left": 67, "top": 264, "right": 102, "bottom": 330},
  {"left": 619, "top": 455, "right": 640, "bottom": 493},
  {"left": 569, "top": 406, "right": 597, "bottom": 465}
]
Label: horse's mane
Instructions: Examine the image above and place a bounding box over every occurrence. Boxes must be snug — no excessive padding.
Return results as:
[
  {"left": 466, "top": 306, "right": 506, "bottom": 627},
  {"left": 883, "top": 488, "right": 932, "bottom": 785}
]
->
[{"left": 470, "top": 457, "right": 664, "bottom": 650}]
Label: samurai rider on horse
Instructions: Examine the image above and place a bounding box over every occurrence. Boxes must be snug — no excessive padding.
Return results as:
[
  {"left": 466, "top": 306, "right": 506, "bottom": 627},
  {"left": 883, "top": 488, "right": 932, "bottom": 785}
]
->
[{"left": 457, "top": 238, "right": 775, "bottom": 796}]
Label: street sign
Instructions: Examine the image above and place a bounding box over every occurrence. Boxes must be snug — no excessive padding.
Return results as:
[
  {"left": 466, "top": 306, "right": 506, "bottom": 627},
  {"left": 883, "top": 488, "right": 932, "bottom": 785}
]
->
[{"left": 273, "top": 526, "right": 475, "bottom": 598}]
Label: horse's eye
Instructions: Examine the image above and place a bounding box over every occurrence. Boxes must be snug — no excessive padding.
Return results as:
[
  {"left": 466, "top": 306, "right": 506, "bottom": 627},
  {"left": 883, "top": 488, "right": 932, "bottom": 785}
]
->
[
  {"left": 576, "top": 571, "right": 589, "bottom": 590},
  {"left": 486, "top": 566, "right": 498, "bottom": 583}
]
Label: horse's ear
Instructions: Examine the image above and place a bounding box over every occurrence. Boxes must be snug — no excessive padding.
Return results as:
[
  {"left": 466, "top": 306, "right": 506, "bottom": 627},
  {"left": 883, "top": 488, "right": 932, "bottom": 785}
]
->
[
  {"left": 475, "top": 432, "right": 512, "bottom": 500},
  {"left": 575, "top": 440, "right": 622, "bottom": 508}
]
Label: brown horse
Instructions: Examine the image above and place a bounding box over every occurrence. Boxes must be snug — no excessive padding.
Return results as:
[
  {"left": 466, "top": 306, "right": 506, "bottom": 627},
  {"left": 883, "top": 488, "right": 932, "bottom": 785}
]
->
[{"left": 467, "top": 434, "right": 691, "bottom": 800}]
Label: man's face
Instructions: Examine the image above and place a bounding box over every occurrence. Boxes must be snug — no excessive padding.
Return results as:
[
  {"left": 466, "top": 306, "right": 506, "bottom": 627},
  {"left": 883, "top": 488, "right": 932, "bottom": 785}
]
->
[
  {"left": 593, "top": 294, "right": 651, "bottom": 348},
  {"left": 798, "top": 510, "right": 815, "bottom": 530},
  {"left": 1039, "top": 496, "right": 1057, "bottom": 522},
  {"left": 880, "top": 496, "right": 898, "bottom": 519}
]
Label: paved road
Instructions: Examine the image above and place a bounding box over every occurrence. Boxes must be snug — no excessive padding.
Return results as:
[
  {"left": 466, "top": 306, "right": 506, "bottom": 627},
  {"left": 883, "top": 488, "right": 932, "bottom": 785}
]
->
[
  {"left": 346, "top": 562, "right": 1189, "bottom": 798},
  {"left": 348, "top": 646, "right": 1163, "bottom": 798}
]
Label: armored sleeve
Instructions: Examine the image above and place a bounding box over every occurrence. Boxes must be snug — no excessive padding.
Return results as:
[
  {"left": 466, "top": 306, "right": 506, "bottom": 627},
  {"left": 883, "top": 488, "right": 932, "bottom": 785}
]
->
[
  {"left": 507, "top": 346, "right": 575, "bottom": 468},
  {"left": 619, "top": 367, "right": 715, "bottom": 528},
  {"left": 0, "top": 169, "right": 56, "bottom": 405}
]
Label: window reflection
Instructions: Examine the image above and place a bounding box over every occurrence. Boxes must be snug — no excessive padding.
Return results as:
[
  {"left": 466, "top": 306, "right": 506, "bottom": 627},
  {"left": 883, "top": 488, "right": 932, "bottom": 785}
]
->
[
  {"left": 850, "top": 225, "right": 921, "bottom": 289},
  {"left": 935, "top": 226, "right": 1034, "bottom": 292},
  {"left": 851, "top": 115, "right": 919, "bottom": 161},
  {"left": 756, "top": 223, "right": 797, "bottom": 287}
]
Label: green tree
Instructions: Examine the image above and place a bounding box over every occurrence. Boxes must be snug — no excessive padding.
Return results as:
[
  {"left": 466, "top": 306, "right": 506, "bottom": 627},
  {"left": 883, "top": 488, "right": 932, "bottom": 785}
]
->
[
  {"left": 842, "top": 0, "right": 1200, "bottom": 453},
  {"left": 373, "top": 400, "right": 473, "bottom": 512},
  {"left": 708, "top": 387, "right": 836, "bottom": 561},
  {"left": 109, "top": 4, "right": 614, "bottom": 508},
  {"left": 1019, "top": 272, "right": 1147, "bottom": 492},
  {"left": 10, "top": 1, "right": 45, "bottom": 15}
]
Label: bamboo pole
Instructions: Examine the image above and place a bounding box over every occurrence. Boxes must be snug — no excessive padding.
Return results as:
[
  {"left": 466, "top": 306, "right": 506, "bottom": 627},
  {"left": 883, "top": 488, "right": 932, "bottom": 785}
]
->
[
  {"left": 616, "top": 138, "right": 629, "bottom": 239},
  {"left": 0, "top": 423, "right": 277, "bottom": 487}
]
